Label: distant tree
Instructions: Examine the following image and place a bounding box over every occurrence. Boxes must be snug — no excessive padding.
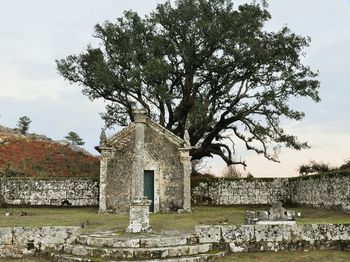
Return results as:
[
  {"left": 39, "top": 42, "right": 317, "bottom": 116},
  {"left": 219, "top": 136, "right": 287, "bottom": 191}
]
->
[
  {"left": 17, "top": 116, "right": 31, "bottom": 134},
  {"left": 64, "top": 131, "right": 85, "bottom": 146},
  {"left": 223, "top": 165, "right": 242, "bottom": 178},
  {"left": 191, "top": 159, "right": 207, "bottom": 175},
  {"left": 339, "top": 158, "right": 350, "bottom": 170},
  {"left": 298, "top": 161, "right": 331, "bottom": 176}
]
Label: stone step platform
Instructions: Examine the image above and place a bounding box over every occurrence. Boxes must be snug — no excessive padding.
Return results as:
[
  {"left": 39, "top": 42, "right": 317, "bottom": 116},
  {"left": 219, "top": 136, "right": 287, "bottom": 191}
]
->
[
  {"left": 50, "top": 230, "right": 225, "bottom": 262},
  {"left": 62, "top": 242, "right": 212, "bottom": 260},
  {"left": 76, "top": 231, "right": 198, "bottom": 248},
  {"left": 51, "top": 250, "right": 226, "bottom": 262}
]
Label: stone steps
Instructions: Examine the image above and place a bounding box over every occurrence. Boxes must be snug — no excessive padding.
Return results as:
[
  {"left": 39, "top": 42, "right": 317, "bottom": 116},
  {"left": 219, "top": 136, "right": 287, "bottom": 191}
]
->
[
  {"left": 51, "top": 251, "right": 226, "bottom": 262},
  {"left": 50, "top": 231, "right": 226, "bottom": 261},
  {"left": 62, "top": 243, "right": 212, "bottom": 260},
  {"left": 76, "top": 233, "right": 198, "bottom": 248}
]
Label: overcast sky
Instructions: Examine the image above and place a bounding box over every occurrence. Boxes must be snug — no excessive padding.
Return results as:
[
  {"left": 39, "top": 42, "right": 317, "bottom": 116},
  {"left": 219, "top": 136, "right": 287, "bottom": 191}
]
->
[{"left": 0, "top": 0, "right": 349, "bottom": 177}]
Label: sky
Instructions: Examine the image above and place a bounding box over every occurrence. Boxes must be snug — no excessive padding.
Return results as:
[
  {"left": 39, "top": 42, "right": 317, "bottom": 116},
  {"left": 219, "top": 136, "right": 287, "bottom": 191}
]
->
[{"left": 0, "top": 0, "right": 349, "bottom": 177}]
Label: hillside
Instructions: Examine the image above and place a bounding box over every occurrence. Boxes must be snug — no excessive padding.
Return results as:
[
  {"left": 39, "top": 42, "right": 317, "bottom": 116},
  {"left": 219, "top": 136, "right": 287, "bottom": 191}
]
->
[{"left": 0, "top": 126, "right": 99, "bottom": 177}]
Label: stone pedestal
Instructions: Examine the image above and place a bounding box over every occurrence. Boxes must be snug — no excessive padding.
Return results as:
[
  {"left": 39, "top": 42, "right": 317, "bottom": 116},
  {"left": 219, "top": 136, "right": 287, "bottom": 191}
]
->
[{"left": 126, "top": 197, "right": 152, "bottom": 233}]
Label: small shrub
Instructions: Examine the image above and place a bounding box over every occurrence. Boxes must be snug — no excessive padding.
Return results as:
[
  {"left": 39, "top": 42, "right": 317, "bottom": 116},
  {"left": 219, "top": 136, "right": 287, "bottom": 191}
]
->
[
  {"left": 246, "top": 172, "right": 254, "bottom": 180},
  {"left": 6, "top": 167, "right": 26, "bottom": 177},
  {"left": 191, "top": 172, "right": 217, "bottom": 188},
  {"left": 222, "top": 165, "right": 242, "bottom": 178},
  {"left": 339, "top": 158, "right": 350, "bottom": 170},
  {"left": 298, "top": 161, "right": 331, "bottom": 176}
]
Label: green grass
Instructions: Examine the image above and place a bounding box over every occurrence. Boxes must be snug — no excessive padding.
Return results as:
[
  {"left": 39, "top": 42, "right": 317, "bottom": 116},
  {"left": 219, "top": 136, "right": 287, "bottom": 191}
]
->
[
  {"left": 0, "top": 257, "right": 48, "bottom": 262},
  {"left": 0, "top": 207, "right": 128, "bottom": 232},
  {"left": 295, "top": 207, "right": 350, "bottom": 224},
  {"left": 1, "top": 250, "right": 350, "bottom": 262},
  {"left": 0, "top": 206, "right": 349, "bottom": 233},
  {"left": 221, "top": 250, "right": 350, "bottom": 262}
]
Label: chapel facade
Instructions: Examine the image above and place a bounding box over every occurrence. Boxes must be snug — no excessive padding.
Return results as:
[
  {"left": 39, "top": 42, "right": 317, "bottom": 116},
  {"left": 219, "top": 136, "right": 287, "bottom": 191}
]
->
[{"left": 97, "top": 109, "right": 191, "bottom": 213}]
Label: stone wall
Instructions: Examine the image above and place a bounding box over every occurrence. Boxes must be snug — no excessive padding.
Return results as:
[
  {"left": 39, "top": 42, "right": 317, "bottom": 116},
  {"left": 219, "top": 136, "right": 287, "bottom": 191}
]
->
[
  {"left": 192, "top": 178, "right": 290, "bottom": 205},
  {"left": 196, "top": 224, "right": 350, "bottom": 252},
  {"left": 0, "top": 178, "right": 3, "bottom": 206},
  {"left": 0, "top": 226, "right": 80, "bottom": 257},
  {"left": 289, "top": 174, "right": 350, "bottom": 212},
  {"left": 1, "top": 172, "right": 349, "bottom": 210},
  {"left": 0, "top": 177, "right": 98, "bottom": 206},
  {"left": 191, "top": 174, "right": 350, "bottom": 212}
]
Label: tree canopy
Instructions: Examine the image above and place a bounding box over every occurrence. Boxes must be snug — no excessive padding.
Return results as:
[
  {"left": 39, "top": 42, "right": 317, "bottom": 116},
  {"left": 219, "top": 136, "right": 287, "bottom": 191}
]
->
[
  {"left": 56, "top": 0, "right": 320, "bottom": 166},
  {"left": 64, "top": 131, "right": 85, "bottom": 146},
  {"left": 17, "top": 116, "right": 31, "bottom": 135}
]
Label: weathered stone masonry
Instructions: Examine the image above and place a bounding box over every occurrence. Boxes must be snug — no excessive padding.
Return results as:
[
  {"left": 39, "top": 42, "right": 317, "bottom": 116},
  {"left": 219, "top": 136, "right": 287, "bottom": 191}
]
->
[
  {"left": 98, "top": 109, "right": 192, "bottom": 214},
  {"left": 289, "top": 175, "right": 350, "bottom": 212},
  {"left": 3, "top": 224, "right": 350, "bottom": 258},
  {"left": 196, "top": 223, "right": 350, "bottom": 252},
  {"left": 0, "top": 177, "right": 98, "bottom": 206},
  {"left": 0, "top": 177, "right": 4, "bottom": 206},
  {"left": 192, "top": 178, "right": 290, "bottom": 205},
  {"left": 1, "top": 172, "right": 349, "bottom": 212},
  {"left": 0, "top": 226, "right": 80, "bottom": 258},
  {"left": 192, "top": 173, "right": 350, "bottom": 212}
]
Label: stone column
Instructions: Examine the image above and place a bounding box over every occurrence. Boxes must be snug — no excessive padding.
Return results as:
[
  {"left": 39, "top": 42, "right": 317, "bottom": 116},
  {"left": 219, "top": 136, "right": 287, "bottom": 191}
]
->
[
  {"left": 178, "top": 130, "right": 192, "bottom": 212},
  {"left": 178, "top": 143, "right": 192, "bottom": 212},
  {"left": 98, "top": 146, "right": 113, "bottom": 213},
  {"left": 179, "top": 148, "right": 192, "bottom": 212},
  {"left": 132, "top": 109, "right": 147, "bottom": 198},
  {"left": 126, "top": 108, "right": 152, "bottom": 233}
]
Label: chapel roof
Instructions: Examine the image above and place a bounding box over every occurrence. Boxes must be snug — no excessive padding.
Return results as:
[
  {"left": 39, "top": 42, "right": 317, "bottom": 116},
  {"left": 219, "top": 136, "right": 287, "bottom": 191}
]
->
[
  {"left": 96, "top": 113, "right": 185, "bottom": 153},
  {"left": 109, "top": 119, "right": 184, "bottom": 147}
]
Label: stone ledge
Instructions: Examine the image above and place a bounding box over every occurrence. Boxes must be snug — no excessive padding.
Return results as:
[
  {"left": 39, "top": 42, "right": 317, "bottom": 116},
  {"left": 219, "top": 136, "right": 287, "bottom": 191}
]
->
[
  {"left": 195, "top": 223, "right": 350, "bottom": 252},
  {"left": 256, "top": 221, "right": 296, "bottom": 225},
  {"left": 0, "top": 226, "right": 80, "bottom": 258}
]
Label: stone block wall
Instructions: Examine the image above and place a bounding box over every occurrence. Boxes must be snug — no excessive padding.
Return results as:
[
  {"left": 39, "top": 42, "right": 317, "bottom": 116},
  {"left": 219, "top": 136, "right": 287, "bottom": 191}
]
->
[
  {"left": 289, "top": 174, "right": 350, "bottom": 212},
  {"left": 196, "top": 224, "right": 350, "bottom": 252},
  {"left": 1, "top": 172, "right": 349, "bottom": 210},
  {"left": 192, "top": 178, "right": 290, "bottom": 205},
  {"left": 0, "top": 226, "right": 80, "bottom": 257},
  {"left": 0, "top": 178, "right": 3, "bottom": 206},
  {"left": 191, "top": 174, "right": 350, "bottom": 212},
  {"left": 0, "top": 177, "right": 98, "bottom": 206}
]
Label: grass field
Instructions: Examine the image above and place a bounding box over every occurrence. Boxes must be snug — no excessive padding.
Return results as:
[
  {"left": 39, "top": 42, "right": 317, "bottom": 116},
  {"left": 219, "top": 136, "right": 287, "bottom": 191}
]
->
[
  {"left": 0, "top": 257, "right": 48, "bottom": 262},
  {"left": 221, "top": 250, "right": 350, "bottom": 262},
  {"left": 0, "top": 206, "right": 349, "bottom": 233},
  {"left": 1, "top": 250, "right": 350, "bottom": 262}
]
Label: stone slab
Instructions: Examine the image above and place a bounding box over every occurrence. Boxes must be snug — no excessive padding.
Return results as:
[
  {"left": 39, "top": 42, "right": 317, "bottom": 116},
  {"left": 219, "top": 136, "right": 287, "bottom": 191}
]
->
[{"left": 256, "top": 221, "right": 296, "bottom": 225}]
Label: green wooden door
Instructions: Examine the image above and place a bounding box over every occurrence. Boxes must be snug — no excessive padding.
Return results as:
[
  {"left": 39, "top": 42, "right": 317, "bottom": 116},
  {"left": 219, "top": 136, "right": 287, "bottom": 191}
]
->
[{"left": 144, "top": 170, "right": 154, "bottom": 212}]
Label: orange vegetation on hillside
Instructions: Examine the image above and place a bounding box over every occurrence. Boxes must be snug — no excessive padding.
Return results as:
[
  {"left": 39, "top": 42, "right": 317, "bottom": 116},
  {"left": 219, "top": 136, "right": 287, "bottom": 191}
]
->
[{"left": 0, "top": 132, "right": 99, "bottom": 177}]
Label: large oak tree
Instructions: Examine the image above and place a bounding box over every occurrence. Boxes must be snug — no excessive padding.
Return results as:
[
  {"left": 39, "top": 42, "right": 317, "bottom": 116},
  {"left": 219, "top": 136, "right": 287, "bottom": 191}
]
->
[{"left": 56, "top": 0, "right": 320, "bottom": 166}]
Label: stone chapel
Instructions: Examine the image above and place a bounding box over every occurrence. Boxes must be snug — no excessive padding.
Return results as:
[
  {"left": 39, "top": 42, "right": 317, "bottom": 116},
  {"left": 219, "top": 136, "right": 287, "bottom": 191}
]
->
[{"left": 96, "top": 109, "right": 191, "bottom": 214}]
